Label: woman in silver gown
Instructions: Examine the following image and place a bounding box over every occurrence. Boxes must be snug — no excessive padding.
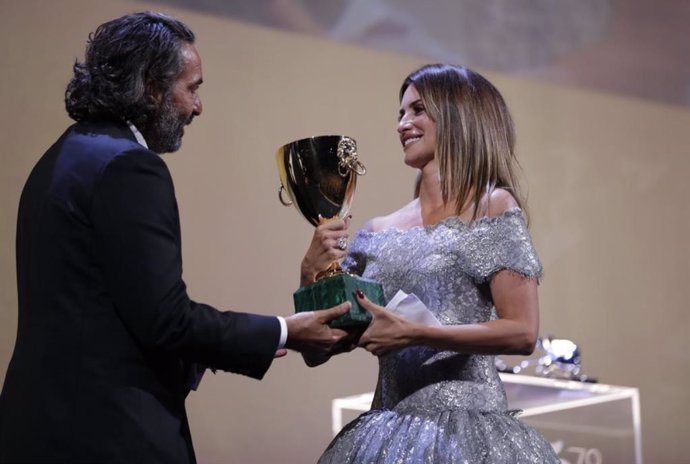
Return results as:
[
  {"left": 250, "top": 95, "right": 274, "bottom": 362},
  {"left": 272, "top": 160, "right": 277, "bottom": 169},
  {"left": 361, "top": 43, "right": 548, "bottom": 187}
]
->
[{"left": 300, "top": 64, "right": 559, "bottom": 463}]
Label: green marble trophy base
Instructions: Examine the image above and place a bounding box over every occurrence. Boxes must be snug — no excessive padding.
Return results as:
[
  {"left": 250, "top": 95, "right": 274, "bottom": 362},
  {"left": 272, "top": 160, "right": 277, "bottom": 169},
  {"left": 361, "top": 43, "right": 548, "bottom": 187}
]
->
[{"left": 294, "top": 273, "right": 385, "bottom": 327}]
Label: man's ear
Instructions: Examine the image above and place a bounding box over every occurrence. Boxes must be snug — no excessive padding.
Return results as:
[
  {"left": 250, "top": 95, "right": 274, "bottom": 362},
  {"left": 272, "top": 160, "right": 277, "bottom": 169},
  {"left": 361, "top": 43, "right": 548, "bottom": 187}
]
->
[{"left": 146, "top": 82, "right": 163, "bottom": 105}]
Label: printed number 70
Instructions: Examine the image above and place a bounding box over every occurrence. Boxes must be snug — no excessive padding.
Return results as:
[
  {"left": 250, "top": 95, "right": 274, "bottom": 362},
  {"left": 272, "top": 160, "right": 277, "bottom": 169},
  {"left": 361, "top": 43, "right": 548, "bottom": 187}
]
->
[{"left": 559, "top": 446, "right": 603, "bottom": 464}]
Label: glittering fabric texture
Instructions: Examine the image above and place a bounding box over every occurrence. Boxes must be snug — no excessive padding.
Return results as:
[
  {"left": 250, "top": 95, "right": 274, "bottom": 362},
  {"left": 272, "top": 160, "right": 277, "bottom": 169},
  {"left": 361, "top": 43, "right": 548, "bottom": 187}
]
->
[{"left": 320, "top": 208, "right": 559, "bottom": 463}]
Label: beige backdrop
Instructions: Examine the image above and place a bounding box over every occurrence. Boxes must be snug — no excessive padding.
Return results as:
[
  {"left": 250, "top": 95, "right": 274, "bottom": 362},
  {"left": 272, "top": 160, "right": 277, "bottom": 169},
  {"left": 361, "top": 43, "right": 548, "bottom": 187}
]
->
[{"left": 1, "top": 1, "right": 688, "bottom": 463}]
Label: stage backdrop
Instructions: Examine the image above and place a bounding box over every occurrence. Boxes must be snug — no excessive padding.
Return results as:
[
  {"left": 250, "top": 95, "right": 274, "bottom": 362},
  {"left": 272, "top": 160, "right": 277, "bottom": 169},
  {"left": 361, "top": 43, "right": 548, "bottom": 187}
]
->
[{"left": 1, "top": 1, "right": 688, "bottom": 462}]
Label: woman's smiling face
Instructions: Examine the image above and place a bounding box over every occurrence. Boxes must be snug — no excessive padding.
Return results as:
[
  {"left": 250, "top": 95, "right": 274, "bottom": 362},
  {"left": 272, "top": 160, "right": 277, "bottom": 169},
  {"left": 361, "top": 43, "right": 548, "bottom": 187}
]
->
[{"left": 397, "top": 84, "right": 436, "bottom": 169}]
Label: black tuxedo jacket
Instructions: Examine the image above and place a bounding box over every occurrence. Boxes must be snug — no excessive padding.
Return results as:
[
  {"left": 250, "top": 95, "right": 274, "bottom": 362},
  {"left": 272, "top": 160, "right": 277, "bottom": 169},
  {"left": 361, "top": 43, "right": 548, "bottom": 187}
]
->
[{"left": 0, "top": 121, "right": 281, "bottom": 463}]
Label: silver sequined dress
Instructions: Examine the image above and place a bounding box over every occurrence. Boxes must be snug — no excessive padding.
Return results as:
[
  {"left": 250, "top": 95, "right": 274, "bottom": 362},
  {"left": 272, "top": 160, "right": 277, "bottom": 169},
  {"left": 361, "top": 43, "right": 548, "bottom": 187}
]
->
[{"left": 319, "top": 209, "right": 559, "bottom": 463}]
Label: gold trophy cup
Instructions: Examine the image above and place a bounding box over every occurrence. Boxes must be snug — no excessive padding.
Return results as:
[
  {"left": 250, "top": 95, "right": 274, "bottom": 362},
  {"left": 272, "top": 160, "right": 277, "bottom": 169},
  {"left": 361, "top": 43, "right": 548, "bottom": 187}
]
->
[{"left": 276, "top": 135, "right": 384, "bottom": 327}]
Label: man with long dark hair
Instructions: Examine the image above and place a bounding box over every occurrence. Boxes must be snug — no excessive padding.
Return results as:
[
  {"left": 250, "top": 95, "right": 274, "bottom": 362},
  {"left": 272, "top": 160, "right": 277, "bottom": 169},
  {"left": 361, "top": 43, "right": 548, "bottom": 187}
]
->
[{"left": 0, "top": 12, "right": 349, "bottom": 463}]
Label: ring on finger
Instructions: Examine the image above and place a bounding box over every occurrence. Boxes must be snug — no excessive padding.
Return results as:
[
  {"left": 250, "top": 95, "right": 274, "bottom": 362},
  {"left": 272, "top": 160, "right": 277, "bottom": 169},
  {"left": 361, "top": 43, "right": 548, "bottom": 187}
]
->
[{"left": 337, "top": 237, "right": 348, "bottom": 250}]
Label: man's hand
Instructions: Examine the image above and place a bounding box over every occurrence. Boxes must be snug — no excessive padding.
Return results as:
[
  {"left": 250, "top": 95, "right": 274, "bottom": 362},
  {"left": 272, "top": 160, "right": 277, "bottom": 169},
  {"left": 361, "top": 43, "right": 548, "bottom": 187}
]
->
[
  {"left": 301, "top": 324, "right": 367, "bottom": 367},
  {"left": 284, "top": 301, "right": 351, "bottom": 355}
]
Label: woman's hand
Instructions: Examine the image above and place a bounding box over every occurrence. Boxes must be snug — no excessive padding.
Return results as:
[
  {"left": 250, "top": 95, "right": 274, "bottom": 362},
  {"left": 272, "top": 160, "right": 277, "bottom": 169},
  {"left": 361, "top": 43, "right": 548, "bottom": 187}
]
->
[
  {"left": 356, "top": 291, "right": 420, "bottom": 356},
  {"left": 358, "top": 270, "right": 540, "bottom": 357},
  {"left": 300, "top": 215, "right": 351, "bottom": 286}
]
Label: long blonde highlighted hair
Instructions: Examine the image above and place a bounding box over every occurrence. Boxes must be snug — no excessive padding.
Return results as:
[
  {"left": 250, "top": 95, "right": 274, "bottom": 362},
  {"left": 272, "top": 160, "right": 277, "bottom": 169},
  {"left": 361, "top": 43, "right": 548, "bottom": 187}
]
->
[{"left": 401, "top": 64, "right": 528, "bottom": 222}]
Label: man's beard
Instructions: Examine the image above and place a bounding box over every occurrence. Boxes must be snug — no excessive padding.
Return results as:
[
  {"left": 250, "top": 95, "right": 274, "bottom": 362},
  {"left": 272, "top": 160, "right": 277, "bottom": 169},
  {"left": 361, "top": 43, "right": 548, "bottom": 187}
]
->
[{"left": 142, "top": 94, "right": 191, "bottom": 154}]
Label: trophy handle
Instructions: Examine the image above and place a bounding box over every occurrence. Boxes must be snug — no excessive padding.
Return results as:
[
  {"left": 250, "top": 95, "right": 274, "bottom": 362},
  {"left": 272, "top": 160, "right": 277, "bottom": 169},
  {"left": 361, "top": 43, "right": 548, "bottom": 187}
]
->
[
  {"left": 337, "top": 137, "right": 367, "bottom": 177},
  {"left": 278, "top": 184, "right": 293, "bottom": 206}
]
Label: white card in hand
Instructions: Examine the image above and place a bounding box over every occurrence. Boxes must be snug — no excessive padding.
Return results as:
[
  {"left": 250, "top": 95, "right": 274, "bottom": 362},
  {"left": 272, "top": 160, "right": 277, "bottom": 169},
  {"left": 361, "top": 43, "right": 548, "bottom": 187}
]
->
[{"left": 385, "top": 290, "right": 441, "bottom": 326}]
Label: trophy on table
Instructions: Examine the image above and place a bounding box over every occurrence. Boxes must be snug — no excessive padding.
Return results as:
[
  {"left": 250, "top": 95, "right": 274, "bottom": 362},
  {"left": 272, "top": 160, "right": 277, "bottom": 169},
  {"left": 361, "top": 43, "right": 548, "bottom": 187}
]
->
[{"left": 275, "top": 135, "right": 385, "bottom": 327}]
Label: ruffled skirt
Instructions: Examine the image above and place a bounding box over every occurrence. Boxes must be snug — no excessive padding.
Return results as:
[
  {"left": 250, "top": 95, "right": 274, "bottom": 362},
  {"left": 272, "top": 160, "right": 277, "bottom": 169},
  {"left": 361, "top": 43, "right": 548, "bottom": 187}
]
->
[{"left": 319, "top": 407, "right": 559, "bottom": 464}]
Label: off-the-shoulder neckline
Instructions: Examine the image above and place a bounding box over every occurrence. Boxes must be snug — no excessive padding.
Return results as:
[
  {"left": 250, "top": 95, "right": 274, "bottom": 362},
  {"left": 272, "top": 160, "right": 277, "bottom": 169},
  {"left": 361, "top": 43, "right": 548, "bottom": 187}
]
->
[{"left": 359, "top": 207, "right": 525, "bottom": 236}]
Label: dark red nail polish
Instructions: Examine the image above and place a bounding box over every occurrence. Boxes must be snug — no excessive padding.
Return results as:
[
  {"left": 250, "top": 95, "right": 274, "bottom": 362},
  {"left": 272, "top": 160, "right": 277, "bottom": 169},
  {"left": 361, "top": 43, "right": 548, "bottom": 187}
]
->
[{"left": 356, "top": 289, "right": 364, "bottom": 299}]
